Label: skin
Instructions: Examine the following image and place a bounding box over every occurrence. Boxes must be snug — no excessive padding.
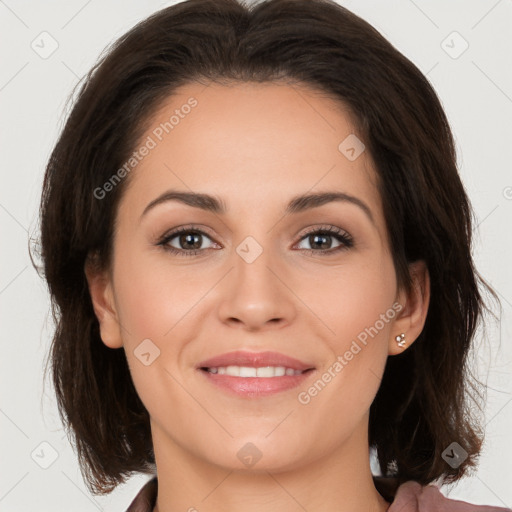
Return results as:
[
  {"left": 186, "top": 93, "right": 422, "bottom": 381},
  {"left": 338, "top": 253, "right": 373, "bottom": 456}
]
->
[{"left": 86, "top": 81, "right": 430, "bottom": 512}]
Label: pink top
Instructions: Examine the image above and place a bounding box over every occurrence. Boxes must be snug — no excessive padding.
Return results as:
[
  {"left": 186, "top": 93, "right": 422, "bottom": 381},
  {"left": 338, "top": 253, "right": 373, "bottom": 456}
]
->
[
  {"left": 125, "top": 476, "right": 511, "bottom": 512},
  {"left": 389, "top": 481, "right": 510, "bottom": 511}
]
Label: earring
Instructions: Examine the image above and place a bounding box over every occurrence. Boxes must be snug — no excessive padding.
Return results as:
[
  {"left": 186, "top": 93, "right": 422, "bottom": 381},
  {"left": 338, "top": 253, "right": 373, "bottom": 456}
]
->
[{"left": 395, "top": 333, "right": 406, "bottom": 348}]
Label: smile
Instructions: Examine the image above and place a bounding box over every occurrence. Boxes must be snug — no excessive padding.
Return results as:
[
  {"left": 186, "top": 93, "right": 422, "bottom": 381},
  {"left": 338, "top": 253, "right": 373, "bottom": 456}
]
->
[
  {"left": 203, "top": 366, "right": 305, "bottom": 377},
  {"left": 198, "top": 366, "right": 315, "bottom": 398}
]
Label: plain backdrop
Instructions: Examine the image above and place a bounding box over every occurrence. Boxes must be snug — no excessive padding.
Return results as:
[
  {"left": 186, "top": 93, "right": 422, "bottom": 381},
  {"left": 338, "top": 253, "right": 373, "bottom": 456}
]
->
[{"left": 1, "top": 0, "right": 511, "bottom": 511}]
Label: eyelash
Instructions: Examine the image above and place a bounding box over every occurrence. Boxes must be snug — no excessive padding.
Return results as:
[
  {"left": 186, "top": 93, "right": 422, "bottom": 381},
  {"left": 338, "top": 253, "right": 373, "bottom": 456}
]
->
[{"left": 156, "top": 224, "right": 354, "bottom": 257}]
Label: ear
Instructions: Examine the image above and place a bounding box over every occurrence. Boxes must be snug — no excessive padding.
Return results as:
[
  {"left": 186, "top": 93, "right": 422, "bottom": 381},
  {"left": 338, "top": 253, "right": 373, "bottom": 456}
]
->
[
  {"left": 388, "top": 260, "right": 430, "bottom": 355},
  {"left": 84, "top": 254, "right": 123, "bottom": 349}
]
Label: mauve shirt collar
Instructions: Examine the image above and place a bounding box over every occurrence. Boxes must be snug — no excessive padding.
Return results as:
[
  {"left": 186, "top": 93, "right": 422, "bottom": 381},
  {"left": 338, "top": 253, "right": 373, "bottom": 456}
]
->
[
  {"left": 388, "top": 481, "right": 511, "bottom": 512},
  {"left": 126, "top": 476, "right": 511, "bottom": 512}
]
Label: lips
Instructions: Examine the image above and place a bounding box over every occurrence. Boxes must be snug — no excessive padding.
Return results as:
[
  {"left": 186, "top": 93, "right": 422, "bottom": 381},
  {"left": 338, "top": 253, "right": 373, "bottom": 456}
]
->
[
  {"left": 196, "top": 350, "right": 316, "bottom": 397},
  {"left": 197, "top": 350, "right": 315, "bottom": 372}
]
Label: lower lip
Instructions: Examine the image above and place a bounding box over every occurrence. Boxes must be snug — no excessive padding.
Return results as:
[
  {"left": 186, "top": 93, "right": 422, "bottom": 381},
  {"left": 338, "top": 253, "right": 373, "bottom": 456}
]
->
[{"left": 199, "top": 369, "right": 315, "bottom": 397}]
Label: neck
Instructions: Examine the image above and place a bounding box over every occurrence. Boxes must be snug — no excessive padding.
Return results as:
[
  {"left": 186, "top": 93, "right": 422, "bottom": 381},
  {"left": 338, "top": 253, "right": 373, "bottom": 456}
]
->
[{"left": 150, "top": 418, "right": 390, "bottom": 512}]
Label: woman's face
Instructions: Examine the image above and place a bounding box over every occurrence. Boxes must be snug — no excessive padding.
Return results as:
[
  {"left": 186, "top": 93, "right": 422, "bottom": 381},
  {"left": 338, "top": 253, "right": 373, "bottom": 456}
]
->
[{"left": 91, "top": 81, "right": 419, "bottom": 473}]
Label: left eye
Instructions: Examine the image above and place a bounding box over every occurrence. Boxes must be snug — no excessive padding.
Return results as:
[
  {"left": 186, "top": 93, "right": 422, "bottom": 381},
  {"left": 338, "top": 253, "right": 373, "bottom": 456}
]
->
[{"left": 295, "top": 228, "right": 353, "bottom": 252}]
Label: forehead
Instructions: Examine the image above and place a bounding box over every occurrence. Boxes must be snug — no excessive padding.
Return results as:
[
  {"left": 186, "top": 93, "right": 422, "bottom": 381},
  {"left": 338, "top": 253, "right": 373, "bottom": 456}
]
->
[{"left": 119, "top": 81, "right": 382, "bottom": 223}]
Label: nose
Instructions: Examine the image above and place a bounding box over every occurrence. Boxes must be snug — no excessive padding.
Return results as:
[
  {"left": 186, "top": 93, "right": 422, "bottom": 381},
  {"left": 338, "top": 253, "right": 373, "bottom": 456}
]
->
[{"left": 216, "top": 244, "right": 297, "bottom": 332}]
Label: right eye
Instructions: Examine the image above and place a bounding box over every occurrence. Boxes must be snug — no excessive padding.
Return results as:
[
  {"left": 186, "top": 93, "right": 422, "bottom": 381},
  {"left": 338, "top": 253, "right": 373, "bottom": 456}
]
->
[{"left": 157, "top": 226, "right": 220, "bottom": 256}]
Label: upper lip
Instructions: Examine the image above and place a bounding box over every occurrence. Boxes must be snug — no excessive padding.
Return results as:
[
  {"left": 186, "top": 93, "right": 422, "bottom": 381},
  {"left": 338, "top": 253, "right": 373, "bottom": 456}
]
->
[{"left": 197, "top": 351, "right": 315, "bottom": 371}]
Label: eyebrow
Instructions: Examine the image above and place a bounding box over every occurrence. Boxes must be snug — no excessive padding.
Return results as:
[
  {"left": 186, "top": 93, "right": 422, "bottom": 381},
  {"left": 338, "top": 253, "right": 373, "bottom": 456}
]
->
[{"left": 141, "top": 190, "right": 374, "bottom": 224}]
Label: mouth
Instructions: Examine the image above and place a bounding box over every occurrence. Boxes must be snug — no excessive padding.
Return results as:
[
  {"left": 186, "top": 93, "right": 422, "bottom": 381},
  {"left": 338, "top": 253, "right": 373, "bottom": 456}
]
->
[
  {"left": 200, "top": 366, "right": 310, "bottom": 377},
  {"left": 196, "top": 351, "right": 316, "bottom": 397}
]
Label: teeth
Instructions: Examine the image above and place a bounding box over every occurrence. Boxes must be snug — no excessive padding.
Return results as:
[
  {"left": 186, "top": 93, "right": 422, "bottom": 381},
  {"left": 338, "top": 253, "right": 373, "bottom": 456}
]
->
[{"left": 205, "top": 366, "right": 304, "bottom": 377}]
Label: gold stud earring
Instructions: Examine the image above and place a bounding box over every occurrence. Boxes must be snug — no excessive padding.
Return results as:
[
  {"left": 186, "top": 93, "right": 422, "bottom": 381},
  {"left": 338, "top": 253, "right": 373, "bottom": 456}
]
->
[{"left": 395, "top": 333, "right": 406, "bottom": 348}]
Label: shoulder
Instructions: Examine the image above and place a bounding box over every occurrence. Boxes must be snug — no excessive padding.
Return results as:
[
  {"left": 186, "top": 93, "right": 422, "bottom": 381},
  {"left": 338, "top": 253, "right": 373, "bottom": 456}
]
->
[
  {"left": 124, "top": 476, "right": 511, "bottom": 512},
  {"left": 125, "top": 476, "right": 158, "bottom": 512},
  {"left": 388, "top": 480, "right": 511, "bottom": 512}
]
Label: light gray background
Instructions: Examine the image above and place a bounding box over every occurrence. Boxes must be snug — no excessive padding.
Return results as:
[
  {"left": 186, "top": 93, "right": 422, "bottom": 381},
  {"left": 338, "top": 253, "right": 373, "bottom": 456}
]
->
[{"left": 1, "top": 0, "right": 511, "bottom": 510}]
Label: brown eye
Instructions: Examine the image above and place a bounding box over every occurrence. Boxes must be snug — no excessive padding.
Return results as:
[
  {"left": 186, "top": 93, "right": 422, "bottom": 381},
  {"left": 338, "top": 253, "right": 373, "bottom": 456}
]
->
[
  {"left": 306, "top": 233, "right": 336, "bottom": 250},
  {"left": 158, "top": 227, "right": 218, "bottom": 256},
  {"left": 176, "top": 232, "right": 203, "bottom": 250},
  {"left": 296, "top": 226, "right": 353, "bottom": 254}
]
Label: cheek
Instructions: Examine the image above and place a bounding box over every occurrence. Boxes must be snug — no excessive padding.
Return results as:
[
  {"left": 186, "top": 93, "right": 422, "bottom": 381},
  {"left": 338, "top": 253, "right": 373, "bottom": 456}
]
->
[
  {"left": 301, "top": 256, "right": 396, "bottom": 404},
  {"left": 112, "top": 246, "right": 206, "bottom": 343},
  {"left": 300, "top": 255, "right": 397, "bottom": 344}
]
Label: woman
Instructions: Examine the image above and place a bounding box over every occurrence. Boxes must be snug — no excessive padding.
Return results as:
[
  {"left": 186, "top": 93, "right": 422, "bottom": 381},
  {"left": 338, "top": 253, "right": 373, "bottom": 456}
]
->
[{"left": 35, "top": 0, "right": 510, "bottom": 510}]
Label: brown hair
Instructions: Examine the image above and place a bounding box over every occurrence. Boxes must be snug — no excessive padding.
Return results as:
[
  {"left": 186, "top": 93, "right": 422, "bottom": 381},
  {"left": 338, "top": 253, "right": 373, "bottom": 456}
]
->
[{"left": 33, "top": 0, "right": 497, "bottom": 496}]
